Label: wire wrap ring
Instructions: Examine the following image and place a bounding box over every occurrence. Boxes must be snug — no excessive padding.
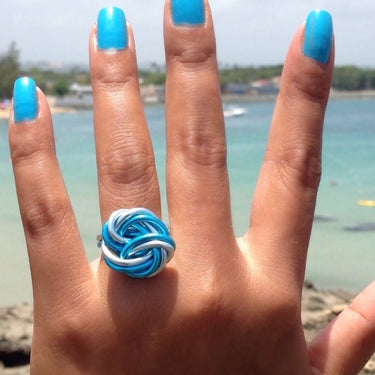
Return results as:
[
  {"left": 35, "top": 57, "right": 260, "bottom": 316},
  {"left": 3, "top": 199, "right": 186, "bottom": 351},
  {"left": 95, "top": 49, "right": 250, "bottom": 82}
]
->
[{"left": 99, "top": 208, "right": 175, "bottom": 278}]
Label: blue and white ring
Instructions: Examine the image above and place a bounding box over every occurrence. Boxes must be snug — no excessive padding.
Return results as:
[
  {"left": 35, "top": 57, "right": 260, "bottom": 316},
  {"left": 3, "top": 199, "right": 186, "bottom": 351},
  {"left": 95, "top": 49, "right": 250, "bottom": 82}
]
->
[{"left": 99, "top": 208, "right": 175, "bottom": 278}]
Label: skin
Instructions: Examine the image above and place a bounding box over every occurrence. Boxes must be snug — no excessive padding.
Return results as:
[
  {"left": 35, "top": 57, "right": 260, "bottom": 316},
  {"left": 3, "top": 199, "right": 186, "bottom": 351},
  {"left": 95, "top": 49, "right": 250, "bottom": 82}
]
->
[{"left": 8, "top": 1, "right": 375, "bottom": 374}]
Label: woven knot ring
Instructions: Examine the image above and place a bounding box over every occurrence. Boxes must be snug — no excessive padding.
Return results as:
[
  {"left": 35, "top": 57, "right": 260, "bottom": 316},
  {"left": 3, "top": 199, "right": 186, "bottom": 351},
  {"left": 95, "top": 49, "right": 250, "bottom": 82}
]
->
[{"left": 99, "top": 208, "right": 176, "bottom": 278}]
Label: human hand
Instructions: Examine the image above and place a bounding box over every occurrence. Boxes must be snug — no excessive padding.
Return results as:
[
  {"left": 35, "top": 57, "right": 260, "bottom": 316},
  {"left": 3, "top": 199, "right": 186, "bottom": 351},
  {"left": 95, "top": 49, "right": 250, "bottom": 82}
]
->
[{"left": 8, "top": 1, "right": 375, "bottom": 374}]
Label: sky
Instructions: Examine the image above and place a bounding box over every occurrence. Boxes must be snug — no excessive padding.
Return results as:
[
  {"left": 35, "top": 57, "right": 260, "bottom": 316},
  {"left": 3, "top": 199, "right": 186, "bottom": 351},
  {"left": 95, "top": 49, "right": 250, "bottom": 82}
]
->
[{"left": 0, "top": 0, "right": 375, "bottom": 68}]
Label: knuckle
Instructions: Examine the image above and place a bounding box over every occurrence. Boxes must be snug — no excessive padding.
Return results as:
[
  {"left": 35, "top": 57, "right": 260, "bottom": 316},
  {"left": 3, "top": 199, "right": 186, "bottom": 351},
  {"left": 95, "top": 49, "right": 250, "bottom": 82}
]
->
[
  {"left": 265, "top": 144, "right": 322, "bottom": 193},
  {"left": 22, "top": 193, "right": 71, "bottom": 240},
  {"left": 193, "top": 289, "right": 228, "bottom": 325},
  {"left": 290, "top": 65, "right": 331, "bottom": 103},
  {"left": 94, "top": 61, "right": 137, "bottom": 91},
  {"left": 268, "top": 291, "right": 301, "bottom": 326},
  {"left": 175, "top": 49, "right": 216, "bottom": 71},
  {"left": 11, "top": 139, "right": 55, "bottom": 168},
  {"left": 49, "top": 312, "right": 92, "bottom": 361},
  {"left": 171, "top": 39, "right": 216, "bottom": 72},
  {"left": 100, "top": 137, "right": 156, "bottom": 188},
  {"left": 188, "top": 269, "right": 232, "bottom": 324},
  {"left": 176, "top": 131, "right": 227, "bottom": 171}
]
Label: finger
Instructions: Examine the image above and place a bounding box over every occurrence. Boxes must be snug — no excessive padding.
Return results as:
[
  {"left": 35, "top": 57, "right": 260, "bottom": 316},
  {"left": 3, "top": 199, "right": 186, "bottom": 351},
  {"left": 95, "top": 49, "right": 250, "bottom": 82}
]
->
[
  {"left": 248, "top": 10, "right": 334, "bottom": 286},
  {"left": 9, "top": 78, "right": 90, "bottom": 309},
  {"left": 308, "top": 281, "right": 375, "bottom": 375},
  {"left": 164, "top": 0, "right": 237, "bottom": 268},
  {"left": 90, "top": 7, "right": 160, "bottom": 223}
]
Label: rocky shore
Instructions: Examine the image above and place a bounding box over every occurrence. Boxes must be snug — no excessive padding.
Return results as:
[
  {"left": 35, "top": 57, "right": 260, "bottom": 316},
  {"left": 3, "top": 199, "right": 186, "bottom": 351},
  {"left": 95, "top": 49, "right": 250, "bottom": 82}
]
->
[{"left": 1, "top": 282, "right": 374, "bottom": 374}]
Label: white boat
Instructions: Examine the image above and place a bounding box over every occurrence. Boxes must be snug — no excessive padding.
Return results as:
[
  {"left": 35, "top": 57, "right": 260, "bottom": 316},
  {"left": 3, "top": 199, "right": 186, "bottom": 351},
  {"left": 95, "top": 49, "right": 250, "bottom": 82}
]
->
[{"left": 223, "top": 106, "right": 246, "bottom": 118}]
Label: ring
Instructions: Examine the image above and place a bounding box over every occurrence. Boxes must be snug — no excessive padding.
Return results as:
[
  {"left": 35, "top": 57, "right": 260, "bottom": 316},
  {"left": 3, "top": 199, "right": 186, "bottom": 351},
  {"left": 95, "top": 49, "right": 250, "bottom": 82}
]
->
[{"left": 98, "top": 208, "right": 175, "bottom": 278}]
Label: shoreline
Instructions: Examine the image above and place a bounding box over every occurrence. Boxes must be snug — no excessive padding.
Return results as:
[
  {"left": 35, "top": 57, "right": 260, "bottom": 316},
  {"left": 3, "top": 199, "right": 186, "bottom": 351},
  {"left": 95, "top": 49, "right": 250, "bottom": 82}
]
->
[
  {"left": 222, "top": 89, "right": 375, "bottom": 103},
  {"left": 1, "top": 281, "right": 375, "bottom": 374},
  {"left": 0, "top": 106, "right": 74, "bottom": 120},
  {"left": 1, "top": 90, "right": 374, "bottom": 121}
]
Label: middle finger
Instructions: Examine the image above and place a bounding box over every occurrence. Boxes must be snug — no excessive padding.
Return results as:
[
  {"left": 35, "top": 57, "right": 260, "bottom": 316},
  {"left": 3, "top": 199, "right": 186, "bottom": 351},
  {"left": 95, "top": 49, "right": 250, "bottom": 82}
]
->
[
  {"left": 164, "top": 0, "right": 237, "bottom": 269},
  {"left": 90, "top": 7, "right": 161, "bottom": 222}
]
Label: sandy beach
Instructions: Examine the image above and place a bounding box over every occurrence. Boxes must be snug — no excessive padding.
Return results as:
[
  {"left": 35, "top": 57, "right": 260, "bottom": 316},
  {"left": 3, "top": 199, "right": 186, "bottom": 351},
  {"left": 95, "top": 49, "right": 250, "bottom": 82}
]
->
[
  {"left": 0, "top": 106, "right": 73, "bottom": 121},
  {"left": 0, "top": 95, "right": 75, "bottom": 121},
  {"left": 0, "top": 110, "right": 10, "bottom": 120},
  {"left": 1, "top": 281, "right": 374, "bottom": 374}
]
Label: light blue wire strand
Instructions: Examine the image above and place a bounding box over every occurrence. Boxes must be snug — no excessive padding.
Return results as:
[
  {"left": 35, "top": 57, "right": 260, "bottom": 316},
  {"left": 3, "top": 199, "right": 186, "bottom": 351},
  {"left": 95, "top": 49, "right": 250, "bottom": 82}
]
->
[{"left": 100, "top": 208, "right": 175, "bottom": 278}]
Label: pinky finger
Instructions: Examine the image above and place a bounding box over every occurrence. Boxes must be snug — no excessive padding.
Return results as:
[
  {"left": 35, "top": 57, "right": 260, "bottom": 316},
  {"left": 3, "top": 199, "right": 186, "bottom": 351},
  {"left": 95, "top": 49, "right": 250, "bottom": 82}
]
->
[{"left": 308, "top": 282, "right": 375, "bottom": 375}]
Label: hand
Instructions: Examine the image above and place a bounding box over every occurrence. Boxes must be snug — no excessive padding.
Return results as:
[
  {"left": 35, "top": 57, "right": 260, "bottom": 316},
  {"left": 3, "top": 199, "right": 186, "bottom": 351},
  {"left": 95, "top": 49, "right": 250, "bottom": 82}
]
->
[{"left": 8, "top": 1, "right": 375, "bottom": 374}]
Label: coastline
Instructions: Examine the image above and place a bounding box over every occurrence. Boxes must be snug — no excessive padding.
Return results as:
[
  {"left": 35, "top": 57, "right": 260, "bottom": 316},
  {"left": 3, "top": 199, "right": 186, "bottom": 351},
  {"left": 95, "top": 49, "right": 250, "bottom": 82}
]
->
[
  {"left": 0, "top": 106, "right": 73, "bottom": 121},
  {"left": 0, "top": 96, "right": 77, "bottom": 120},
  {"left": 1, "top": 90, "right": 374, "bottom": 121},
  {"left": 1, "top": 281, "right": 375, "bottom": 374},
  {"left": 221, "top": 89, "right": 375, "bottom": 103}
]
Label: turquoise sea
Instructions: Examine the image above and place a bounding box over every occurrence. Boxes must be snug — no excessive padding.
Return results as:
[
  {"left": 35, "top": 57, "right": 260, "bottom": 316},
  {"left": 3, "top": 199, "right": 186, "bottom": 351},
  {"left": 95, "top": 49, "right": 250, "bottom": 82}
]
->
[{"left": 0, "top": 98, "right": 374, "bottom": 305}]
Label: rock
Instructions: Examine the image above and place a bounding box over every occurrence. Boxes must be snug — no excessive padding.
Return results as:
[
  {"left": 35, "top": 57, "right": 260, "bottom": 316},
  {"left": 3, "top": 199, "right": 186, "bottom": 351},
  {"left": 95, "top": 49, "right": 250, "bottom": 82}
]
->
[
  {"left": 0, "top": 365, "right": 30, "bottom": 375},
  {"left": 343, "top": 222, "right": 375, "bottom": 232},
  {"left": 364, "top": 359, "right": 375, "bottom": 372},
  {"left": 304, "top": 279, "right": 316, "bottom": 290},
  {"left": 301, "top": 283, "right": 353, "bottom": 343},
  {"left": 331, "top": 304, "right": 348, "bottom": 315},
  {"left": 0, "top": 304, "right": 32, "bottom": 368}
]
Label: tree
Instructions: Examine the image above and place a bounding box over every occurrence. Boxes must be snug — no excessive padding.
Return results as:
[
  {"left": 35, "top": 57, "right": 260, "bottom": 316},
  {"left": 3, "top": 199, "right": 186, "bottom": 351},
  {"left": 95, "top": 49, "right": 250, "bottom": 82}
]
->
[
  {"left": 0, "top": 42, "right": 20, "bottom": 99},
  {"left": 53, "top": 80, "right": 69, "bottom": 97}
]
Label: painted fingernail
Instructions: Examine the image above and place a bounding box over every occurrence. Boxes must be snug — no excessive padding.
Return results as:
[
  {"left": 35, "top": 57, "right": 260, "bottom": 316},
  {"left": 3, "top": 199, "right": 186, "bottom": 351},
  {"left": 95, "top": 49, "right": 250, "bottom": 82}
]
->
[
  {"left": 171, "top": 0, "right": 205, "bottom": 26},
  {"left": 303, "top": 10, "right": 333, "bottom": 64},
  {"left": 97, "top": 7, "right": 127, "bottom": 50},
  {"left": 13, "top": 77, "right": 38, "bottom": 123}
]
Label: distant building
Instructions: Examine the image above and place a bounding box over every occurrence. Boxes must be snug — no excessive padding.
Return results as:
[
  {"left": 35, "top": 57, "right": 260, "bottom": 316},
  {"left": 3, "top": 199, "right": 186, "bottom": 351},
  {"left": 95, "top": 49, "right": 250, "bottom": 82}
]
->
[
  {"left": 55, "top": 82, "right": 165, "bottom": 108},
  {"left": 223, "top": 83, "right": 249, "bottom": 95},
  {"left": 250, "top": 79, "right": 279, "bottom": 95},
  {"left": 55, "top": 83, "right": 93, "bottom": 109},
  {"left": 69, "top": 83, "right": 93, "bottom": 98},
  {"left": 140, "top": 85, "right": 165, "bottom": 104}
]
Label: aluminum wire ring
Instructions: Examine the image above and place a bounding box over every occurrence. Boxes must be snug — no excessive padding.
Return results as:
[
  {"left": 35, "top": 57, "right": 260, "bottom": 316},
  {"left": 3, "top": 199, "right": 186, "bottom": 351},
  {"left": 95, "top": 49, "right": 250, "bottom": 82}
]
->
[{"left": 98, "top": 208, "right": 175, "bottom": 278}]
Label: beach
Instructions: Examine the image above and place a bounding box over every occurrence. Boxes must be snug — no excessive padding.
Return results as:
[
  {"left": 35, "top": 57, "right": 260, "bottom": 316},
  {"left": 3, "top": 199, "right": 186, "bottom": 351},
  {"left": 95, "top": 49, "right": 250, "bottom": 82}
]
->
[
  {"left": 0, "top": 96, "right": 75, "bottom": 120},
  {"left": 1, "top": 281, "right": 375, "bottom": 374}
]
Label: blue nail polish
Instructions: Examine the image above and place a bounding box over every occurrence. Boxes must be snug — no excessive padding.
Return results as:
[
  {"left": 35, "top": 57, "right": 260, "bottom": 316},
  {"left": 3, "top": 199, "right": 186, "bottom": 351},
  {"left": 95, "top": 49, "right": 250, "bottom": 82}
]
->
[
  {"left": 171, "top": 0, "right": 205, "bottom": 26},
  {"left": 303, "top": 10, "right": 333, "bottom": 64},
  {"left": 13, "top": 77, "right": 38, "bottom": 123},
  {"left": 97, "top": 7, "right": 127, "bottom": 50}
]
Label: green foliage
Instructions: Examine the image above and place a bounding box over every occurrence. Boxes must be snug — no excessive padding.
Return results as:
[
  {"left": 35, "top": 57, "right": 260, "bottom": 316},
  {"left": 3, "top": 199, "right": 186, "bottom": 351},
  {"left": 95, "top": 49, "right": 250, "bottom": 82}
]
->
[
  {"left": 332, "top": 66, "right": 375, "bottom": 91},
  {"left": 24, "top": 66, "right": 91, "bottom": 95},
  {"left": 0, "top": 42, "right": 20, "bottom": 98},
  {"left": 139, "top": 70, "right": 166, "bottom": 86},
  {"left": 53, "top": 80, "right": 69, "bottom": 97},
  {"left": 219, "top": 65, "right": 284, "bottom": 87}
]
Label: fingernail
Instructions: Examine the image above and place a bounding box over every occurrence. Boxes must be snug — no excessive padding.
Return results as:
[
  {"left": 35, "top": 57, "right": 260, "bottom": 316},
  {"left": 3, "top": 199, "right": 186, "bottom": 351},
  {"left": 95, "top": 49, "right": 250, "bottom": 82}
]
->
[
  {"left": 171, "top": 0, "right": 205, "bottom": 26},
  {"left": 303, "top": 10, "right": 333, "bottom": 64},
  {"left": 97, "top": 7, "right": 127, "bottom": 50},
  {"left": 13, "top": 77, "right": 38, "bottom": 123}
]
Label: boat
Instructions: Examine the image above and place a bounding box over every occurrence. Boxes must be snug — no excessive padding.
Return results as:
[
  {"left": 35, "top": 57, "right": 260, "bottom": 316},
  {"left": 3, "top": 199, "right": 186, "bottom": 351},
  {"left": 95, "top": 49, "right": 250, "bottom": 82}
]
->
[
  {"left": 223, "top": 105, "right": 246, "bottom": 118},
  {"left": 358, "top": 200, "right": 375, "bottom": 207}
]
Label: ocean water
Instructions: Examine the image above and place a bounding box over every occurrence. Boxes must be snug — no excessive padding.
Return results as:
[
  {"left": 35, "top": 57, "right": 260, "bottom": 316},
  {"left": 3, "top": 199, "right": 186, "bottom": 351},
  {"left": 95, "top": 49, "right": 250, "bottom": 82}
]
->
[{"left": 0, "top": 98, "right": 374, "bottom": 305}]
